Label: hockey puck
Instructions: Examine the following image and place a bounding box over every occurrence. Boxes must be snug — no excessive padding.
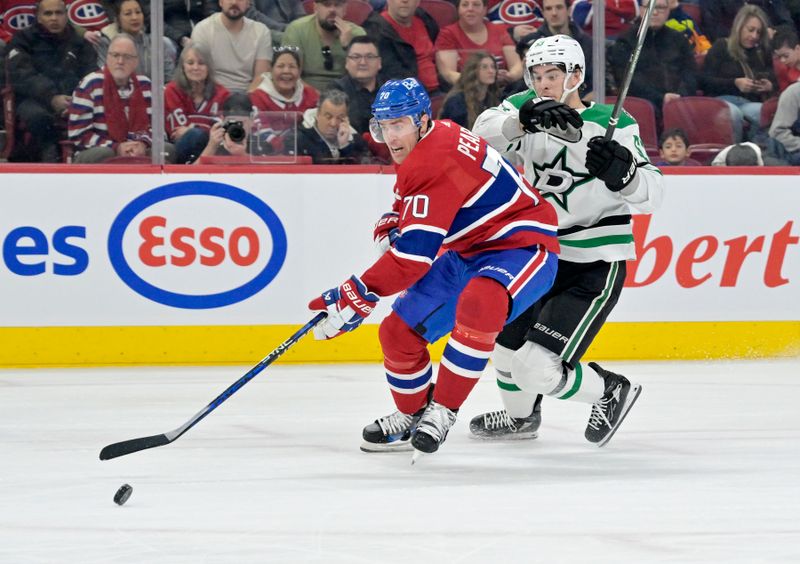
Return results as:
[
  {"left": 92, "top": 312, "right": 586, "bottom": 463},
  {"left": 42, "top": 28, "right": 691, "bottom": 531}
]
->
[{"left": 113, "top": 484, "right": 133, "bottom": 506}]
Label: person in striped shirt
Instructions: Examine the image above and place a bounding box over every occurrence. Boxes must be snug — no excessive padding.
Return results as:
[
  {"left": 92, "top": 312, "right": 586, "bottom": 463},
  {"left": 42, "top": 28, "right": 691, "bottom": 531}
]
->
[
  {"left": 68, "top": 33, "right": 173, "bottom": 163},
  {"left": 471, "top": 35, "right": 664, "bottom": 446}
]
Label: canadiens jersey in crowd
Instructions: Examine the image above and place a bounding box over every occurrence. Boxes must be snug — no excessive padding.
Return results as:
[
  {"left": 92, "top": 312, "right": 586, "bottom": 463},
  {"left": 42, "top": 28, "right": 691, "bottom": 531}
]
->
[
  {"left": 361, "top": 119, "right": 559, "bottom": 297},
  {"left": 487, "top": 0, "right": 543, "bottom": 28},
  {"left": 164, "top": 82, "right": 231, "bottom": 139},
  {"left": 0, "top": 0, "right": 108, "bottom": 39}
]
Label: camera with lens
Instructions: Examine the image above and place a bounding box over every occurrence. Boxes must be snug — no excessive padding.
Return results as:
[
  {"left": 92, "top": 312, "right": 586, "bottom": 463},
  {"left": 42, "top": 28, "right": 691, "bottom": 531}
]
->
[{"left": 222, "top": 120, "right": 247, "bottom": 143}]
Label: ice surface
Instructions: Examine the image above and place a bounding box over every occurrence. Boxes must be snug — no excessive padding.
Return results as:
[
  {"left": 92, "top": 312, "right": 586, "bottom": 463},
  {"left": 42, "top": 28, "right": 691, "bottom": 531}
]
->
[{"left": 1, "top": 359, "right": 799, "bottom": 563}]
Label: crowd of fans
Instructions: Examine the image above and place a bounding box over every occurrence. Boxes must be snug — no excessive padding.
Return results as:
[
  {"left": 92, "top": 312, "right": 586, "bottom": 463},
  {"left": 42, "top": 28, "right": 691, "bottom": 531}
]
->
[{"left": 2, "top": 0, "right": 800, "bottom": 165}]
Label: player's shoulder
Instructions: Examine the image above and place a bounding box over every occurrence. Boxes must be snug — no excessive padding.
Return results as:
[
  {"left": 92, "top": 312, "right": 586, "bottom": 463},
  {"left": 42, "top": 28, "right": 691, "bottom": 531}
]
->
[
  {"left": 503, "top": 89, "right": 538, "bottom": 110},
  {"left": 581, "top": 102, "right": 637, "bottom": 130}
]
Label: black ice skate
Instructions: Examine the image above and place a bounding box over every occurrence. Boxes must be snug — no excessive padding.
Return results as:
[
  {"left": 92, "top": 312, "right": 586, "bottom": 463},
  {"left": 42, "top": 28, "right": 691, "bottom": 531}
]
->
[
  {"left": 585, "top": 362, "right": 642, "bottom": 447},
  {"left": 361, "top": 408, "right": 425, "bottom": 452},
  {"left": 410, "top": 401, "right": 458, "bottom": 455},
  {"left": 468, "top": 395, "right": 542, "bottom": 440}
]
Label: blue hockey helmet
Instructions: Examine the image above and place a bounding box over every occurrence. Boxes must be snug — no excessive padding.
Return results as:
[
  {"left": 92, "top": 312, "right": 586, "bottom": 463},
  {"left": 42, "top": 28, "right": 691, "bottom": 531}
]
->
[{"left": 370, "top": 78, "right": 432, "bottom": 142}]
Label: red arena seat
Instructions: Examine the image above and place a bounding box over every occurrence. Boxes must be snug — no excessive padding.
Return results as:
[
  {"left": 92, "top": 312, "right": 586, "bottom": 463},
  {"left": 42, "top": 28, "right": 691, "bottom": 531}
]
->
[{"left": 419, "top": 0, "right": 458, "bottom": 27}]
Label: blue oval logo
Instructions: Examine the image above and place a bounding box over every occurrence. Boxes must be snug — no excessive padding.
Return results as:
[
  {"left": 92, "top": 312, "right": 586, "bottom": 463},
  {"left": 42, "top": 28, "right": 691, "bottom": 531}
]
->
[{"left": 108, "top": 181, "right": 287, "bottom": 309}]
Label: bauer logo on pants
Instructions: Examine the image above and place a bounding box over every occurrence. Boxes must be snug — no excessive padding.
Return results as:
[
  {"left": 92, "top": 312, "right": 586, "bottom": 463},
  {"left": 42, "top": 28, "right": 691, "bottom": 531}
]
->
[{"left": 108, "top": 181, "right": 287, "bottom": 309}]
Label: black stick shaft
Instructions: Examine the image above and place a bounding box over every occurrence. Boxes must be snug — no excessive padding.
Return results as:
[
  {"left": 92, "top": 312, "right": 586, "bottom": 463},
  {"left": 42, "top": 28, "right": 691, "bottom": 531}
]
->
[
  {"left": 99, "top": 312, "right": 326, "bottom": 460},
  {"left": 605, "top": 0, "right": 657, "bottom": 140}
]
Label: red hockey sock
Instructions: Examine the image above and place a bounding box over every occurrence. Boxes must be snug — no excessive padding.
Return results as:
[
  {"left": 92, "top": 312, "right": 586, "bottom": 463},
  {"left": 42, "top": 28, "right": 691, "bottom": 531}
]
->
[
  {"left": 434, "top": 277, "right": 509, "bottom": 410},
  {"left": 379, "top": 312, "right": 432, "bottom": 414}
]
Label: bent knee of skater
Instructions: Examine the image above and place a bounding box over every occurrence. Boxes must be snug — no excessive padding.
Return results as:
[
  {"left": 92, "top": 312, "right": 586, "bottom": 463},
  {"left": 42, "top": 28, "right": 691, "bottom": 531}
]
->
[{"left": 510, "top": 341, "right": 563, "bottom": 392}]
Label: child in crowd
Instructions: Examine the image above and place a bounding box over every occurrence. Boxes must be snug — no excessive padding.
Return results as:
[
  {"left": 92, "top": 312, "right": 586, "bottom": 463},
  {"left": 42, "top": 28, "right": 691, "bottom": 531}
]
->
[{"left": 655, "top": 128, "right": 702, "bottom": 166}]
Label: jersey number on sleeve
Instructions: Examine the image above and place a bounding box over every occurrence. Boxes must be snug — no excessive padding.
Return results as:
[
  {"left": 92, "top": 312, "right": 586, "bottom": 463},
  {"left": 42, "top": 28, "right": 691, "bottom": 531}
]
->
[{"left": 402, "top": 195, "right": 429, "bottom": 220}]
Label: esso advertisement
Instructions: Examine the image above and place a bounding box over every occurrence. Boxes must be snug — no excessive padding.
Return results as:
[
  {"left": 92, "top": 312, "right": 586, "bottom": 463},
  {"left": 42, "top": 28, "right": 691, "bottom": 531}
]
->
[
  {"left": 108, "top": 182, "right": 286, "bottom": 309},
  {"left": 0, "top": 172, "right": 798, "bottom": 327}
]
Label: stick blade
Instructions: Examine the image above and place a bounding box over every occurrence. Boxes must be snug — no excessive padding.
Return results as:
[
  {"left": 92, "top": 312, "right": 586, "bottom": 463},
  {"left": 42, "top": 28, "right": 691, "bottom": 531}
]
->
[{"left": 99, "top": 433, "right": 171, "bottom": 460}]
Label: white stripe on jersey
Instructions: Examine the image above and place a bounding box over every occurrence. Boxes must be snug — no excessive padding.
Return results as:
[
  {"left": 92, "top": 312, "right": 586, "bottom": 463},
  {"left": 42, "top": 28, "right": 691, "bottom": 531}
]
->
[
  {"left": 389, "top": 247, "right": 434, "bottom": 265},
  {"left": 443, "top": 190, "right": 521, "bottom": 244}
]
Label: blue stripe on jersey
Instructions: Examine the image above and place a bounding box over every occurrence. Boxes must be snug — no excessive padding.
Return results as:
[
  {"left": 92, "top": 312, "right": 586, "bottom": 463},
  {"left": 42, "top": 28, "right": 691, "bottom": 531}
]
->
[
  {"left": 386, "top": 368, "right": 433, "bottom": 390},
  {"left": 495, "top": 223, "right": 558, "bottom": 240},
  {"left": 442, "top": 343, "right": 489, "bottom": 372},
  {"left": 447, "top": 171, "right": 519, "bottom": 237},
  {"left": 395, "top": 229, "right": 445, "bottom": 262}
]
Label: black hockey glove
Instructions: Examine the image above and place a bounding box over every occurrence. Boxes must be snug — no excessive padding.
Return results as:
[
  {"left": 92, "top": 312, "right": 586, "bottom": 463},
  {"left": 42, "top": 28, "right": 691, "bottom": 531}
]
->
[
  {"left": 518, "top": 98, "right": 583, "bottom": 134},
  {"left": 585, "top": 136, "right": 636, "bottom": 192}
]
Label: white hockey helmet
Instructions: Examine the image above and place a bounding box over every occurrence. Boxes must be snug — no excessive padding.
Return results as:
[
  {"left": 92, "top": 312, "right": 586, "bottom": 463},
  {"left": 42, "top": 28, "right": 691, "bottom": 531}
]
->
[{"left": 523, "top": 35, "right": 585, "bottom": 101}]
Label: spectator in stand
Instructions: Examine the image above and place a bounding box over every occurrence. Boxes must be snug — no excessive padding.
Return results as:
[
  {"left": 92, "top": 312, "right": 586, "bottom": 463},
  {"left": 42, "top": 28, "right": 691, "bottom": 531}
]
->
[
  {"left": 654, "top": 127, "right": 702, "bottom": 165},
  {"left": 570, "top": 0, "right": 639, "bottom": 40},
  {"left": 518, "top": 0, "right": 593, "bottom": 98},
  {"left": 665, "top": 0, "right": 711, "bottom": 54},
  {"left": 362, "top": 0, "right": 440, "bottom": 93},
  {"left": 700, "top": 4, "right": 776, "bottom": 142},
  {"left": 250, "top": 45, "right": 320, "bottom": 112},
  {"left": 700, "top": 0, "right": 792, "bottom": 42},
  {"left": 282, "top": 0, "right": 366, "bottom": 92},
  {"left": 768, "top": 80, "right": 800, "bottom": 163},
  {"left": 439, "top": 51, "right": 500, "bottom": 128},
  {"left": 609, "top": 0, "right": 696, "bottom": 120},
  {"left": 435, "top": 0, "right": 522, "bottom": 88},
  {"left": 331, "top": 35, "right": 384, "bottom": 134},
  {"left": 95, "top": 0, "right": 177, "bottom": 83},
  {"left": 197, "top": 91, "right": 255, "bottom": 159},
  {"left": 165, "top": 44, "right": 231, "bottom": 164},
  {"left": 5, "top": 0, "right": 97, "bottom": 162},
  {"left": 290, "top": 88, "right": 368, "bottom": 163},
  {"left": 191, "top": 0, "right": 273, "bottom": 93},
  {"left": 486, "top": 0, "right": 543, "bottom": 42},
  {"left": 164, "top": 0, "right": 207, "bottom": 52},
  {"left": 244, "top": 0, "right": 306, "bottom": 44},
  {"left": 69, "top": 34, "right": 174, "bottom": 162},
  {"left": 772, "top": 25, "right": 800, "bottom": 92}
]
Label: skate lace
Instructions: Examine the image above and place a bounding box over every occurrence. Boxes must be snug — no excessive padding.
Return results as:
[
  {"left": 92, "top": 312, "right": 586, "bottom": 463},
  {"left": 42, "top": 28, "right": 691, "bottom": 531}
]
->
[
  {"left": 483, "top": 410, "right": 517, "bottom": 432},
  {"left": 587, "top": 384, "right": 622, "bottom": 431},
  {"left": 377, "top": 411, "right": 413, "bottom": 435},
  {"left": 418, "top": 404, "right": 457, "bottom": 441}
]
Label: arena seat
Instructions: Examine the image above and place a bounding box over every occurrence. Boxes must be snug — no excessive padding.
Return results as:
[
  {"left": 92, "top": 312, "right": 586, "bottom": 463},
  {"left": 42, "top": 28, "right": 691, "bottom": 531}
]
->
[
  {"left": 663, "top": 96, "right": 735, "bottom": 163},
  {"left": 681, "top": 2, "right": 702, "bottom": 26},
  {"left": 419, "top": 0, "right": 458, "bottom": 27},
  {"left": 303, "top": 0, "right": 372, "bottom": 23},
  {"left": 606, "top": 95, "right": 659, "bottom": 153}
]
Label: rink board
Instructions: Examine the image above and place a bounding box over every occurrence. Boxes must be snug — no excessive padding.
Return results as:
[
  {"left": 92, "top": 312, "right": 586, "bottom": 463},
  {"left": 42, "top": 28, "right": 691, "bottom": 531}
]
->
[{"left": 0, "top": 166, "right": 798, "bottom": 366}]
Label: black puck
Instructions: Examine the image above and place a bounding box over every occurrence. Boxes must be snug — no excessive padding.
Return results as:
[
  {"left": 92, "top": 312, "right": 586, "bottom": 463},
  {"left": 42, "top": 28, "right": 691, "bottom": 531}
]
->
[{"left": 114, "top": 483, "right": 133, "bottom": 506}]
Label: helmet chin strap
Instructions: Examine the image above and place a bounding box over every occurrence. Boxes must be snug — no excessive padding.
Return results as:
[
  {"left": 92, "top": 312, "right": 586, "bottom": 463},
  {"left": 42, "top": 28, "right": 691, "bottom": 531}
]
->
[{"left": 559, "top": 72, "right": 581, "bottom": 103}]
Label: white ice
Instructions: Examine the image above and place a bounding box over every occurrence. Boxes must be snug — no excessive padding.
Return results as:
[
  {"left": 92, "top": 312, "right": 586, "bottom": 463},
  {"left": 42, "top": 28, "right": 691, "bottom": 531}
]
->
[{"left": 2, "top": 359, "right": 799, "bottom": 564}]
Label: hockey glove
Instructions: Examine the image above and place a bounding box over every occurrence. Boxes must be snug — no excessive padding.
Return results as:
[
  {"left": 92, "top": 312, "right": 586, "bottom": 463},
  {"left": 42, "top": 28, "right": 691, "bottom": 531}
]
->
[
  {"left": 308, "top": 275, "right": 379, "bottom": 340},
  {"left": 518, "top": 97, "right": 583, "bottom": 140},
  {"left": 585, "top": 136, "right": 637, "bottom": 192},
  {"left": 373, "top": 211, "right": 401, "bottom": 255}
]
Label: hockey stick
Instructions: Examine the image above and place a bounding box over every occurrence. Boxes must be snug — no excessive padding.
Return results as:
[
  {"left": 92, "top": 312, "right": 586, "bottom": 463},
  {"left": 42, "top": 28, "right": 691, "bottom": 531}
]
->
[
  {"left": 99, "top": 312, "right": 327, "bottom": 461},
  {"left": 604, "top": 0, "right": 657, "bottom": 140}
]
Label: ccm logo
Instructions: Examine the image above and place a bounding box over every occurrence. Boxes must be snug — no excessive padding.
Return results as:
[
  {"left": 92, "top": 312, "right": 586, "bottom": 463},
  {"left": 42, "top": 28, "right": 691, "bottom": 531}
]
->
[{"left": 108, "top": 181, "right": 287, "bottom": 309}]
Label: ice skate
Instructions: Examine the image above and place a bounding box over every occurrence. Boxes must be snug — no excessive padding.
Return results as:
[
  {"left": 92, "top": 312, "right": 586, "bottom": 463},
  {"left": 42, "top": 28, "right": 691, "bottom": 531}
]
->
[
  {"left": 469, "top": 395, "right": 542, "bottom": 440},
  {"left": 585, "top": 362, "right": 642, "bottom": 447},
  {"left": 361, "top": 408, "right": 424, "bottom": 452},
  {"left": 410, "top": 401, "right": 457, "bottom": 456}
]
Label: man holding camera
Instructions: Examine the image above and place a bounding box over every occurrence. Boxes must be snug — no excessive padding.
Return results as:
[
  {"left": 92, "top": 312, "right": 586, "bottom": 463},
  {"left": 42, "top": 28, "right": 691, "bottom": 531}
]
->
[{"left": 198, "top": 92, "right": 253, "bottom": 159}]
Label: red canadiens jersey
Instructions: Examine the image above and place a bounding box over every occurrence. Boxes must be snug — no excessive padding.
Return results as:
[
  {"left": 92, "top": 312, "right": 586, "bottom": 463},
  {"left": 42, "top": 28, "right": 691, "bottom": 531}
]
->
[
  {"left": 164, "top": 82, "right": 231, "bottom": 139},
  {"left": 361, "top": 119, "right": 559, "bottom": 297}
]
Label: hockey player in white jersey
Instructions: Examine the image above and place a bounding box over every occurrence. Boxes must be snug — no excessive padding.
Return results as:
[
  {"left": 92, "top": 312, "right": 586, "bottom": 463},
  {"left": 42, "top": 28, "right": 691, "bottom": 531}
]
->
[{"left": 471, "top": 35, "right": 665, "bottom": 446}]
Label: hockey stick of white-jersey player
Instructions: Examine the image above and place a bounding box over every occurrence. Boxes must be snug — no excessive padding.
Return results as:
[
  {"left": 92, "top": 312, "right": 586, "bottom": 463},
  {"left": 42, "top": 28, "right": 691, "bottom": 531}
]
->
[
  {"left": 99, "top": 312, "right": 327, "bottom": 461},
  {"left": 604, "top": 0, "right": 657, "bottom": 140}
]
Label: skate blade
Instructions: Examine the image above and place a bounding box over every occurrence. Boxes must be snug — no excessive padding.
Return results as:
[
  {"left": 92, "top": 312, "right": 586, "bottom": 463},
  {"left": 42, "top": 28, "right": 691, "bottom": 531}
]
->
[
  {"left": 360, "top": 440, "right": 413, "bottom": 453},
  {"left": 597, "top": 383, "right": 642, "bottom": 448},
  {"left": 468, "top": 431, "right": 538, "bottom": 441},
  {"left": 411, "top": 448, "right": 425, "bottom": 465}
]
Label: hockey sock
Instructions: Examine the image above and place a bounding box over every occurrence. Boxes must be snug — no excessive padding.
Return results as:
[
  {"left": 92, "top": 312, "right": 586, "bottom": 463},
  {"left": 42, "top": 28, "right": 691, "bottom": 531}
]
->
[
  {"left": 434, "top": 277, "right": 509, "bottom": 410},
  {"left": 550, "top": 362, "right": 606, "bottom": 403},
  {"left": 493, "top": 344, "right": 541, "bottom": 419},
  {"left": 379, "top": 312, "right": 433, "bottom": 414}
]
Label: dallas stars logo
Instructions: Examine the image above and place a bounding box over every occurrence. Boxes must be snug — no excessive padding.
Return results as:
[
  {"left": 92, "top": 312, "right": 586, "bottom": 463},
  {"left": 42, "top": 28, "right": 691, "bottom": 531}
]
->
[{"left": 531, "top": 146, "right": 593, "bottom": 211}]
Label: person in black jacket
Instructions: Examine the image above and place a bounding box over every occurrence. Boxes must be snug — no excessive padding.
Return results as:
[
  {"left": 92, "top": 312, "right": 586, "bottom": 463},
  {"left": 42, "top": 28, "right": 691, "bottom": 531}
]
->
[
  {"left": 608, "top": 0, "right": 696, "bottom": 122},
  {"left": 331, "top": 36, "right": 385, "bottom": 134},
  {"left": 164, "top": 0, "right": 208, "bottom": 51},
  {"left": 6, "top": 0, "right": 97, "bottom": 161},
  {"left": 700, "top": 0, "right": 793, "bottom": 42},
  {"left": 291, "top": 88, "right": 368, "bottom": 163}
]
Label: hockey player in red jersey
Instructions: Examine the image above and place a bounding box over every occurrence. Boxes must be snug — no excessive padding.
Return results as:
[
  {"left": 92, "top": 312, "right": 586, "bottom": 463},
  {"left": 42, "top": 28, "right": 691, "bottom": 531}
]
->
[{"left": 308, "top": 77, "right": 560, "bottom": 458}]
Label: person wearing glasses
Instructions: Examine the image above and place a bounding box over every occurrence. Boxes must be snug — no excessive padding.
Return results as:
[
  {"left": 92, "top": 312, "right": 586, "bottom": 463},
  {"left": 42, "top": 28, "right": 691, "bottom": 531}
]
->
[
  {"left": 68, "top": 34, "right": 175, "bottom": 163},
  {"left": 608, "top": 0, "right": 697, "bottom": 122},
  {"left": 282, "top": 0, "right": 366, "bottom": 91},
  {"left": 4, "top": 0, "right": 97, "bottom": 162},
  {"left": 251, "top": 46, "right": 320, "bottom": 112},
  {"left": 331, "top": 36, "right": 384, "bottom": 134}
]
